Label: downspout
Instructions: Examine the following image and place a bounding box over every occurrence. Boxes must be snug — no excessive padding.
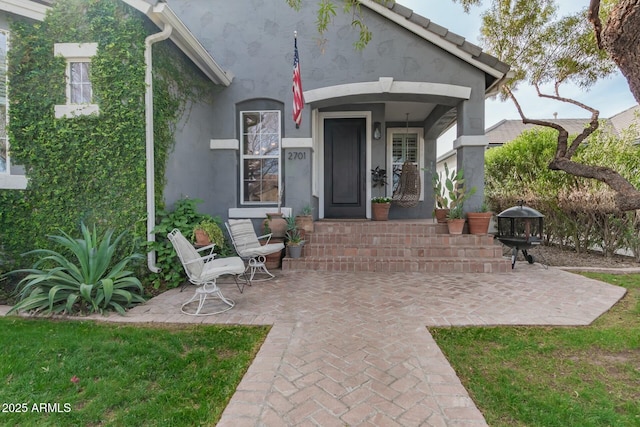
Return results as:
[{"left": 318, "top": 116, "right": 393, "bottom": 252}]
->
[{"left": 145, "top": 24, "right": 173, "bottom": 273}]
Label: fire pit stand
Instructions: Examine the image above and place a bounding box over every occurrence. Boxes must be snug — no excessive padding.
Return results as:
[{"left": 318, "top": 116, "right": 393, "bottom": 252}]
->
[{"left": 496, "top": 202, "right": 547, "bottom": 269}]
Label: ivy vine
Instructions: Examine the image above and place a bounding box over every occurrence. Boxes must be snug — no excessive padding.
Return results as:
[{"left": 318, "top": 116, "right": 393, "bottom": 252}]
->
[{"left": 0, "top": 0, "right": 212, "bottom": 278}]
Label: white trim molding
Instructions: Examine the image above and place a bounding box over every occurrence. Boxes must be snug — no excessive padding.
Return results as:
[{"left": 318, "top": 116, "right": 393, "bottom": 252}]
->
[
  {"left": 210, "top": 139, "right": 239, "bottom": 150},
  {"left": 121, "top": 0, "right": 233, "bottom": 86},
  {"left": 54, "top": 43, "right": 98, "bottom": 59},
  {"left": 304, "top": 77, "right": 471, "bottom": 104},
  {"left": 282, "top": 138, "right": 313, "bottom": 149},
  {"left": 229, "top": 207, "right": 292, "bottom": 219},
  {"left": 0, "top": 174, "right": 27, "bottom": 190},
  {"left": 54, "top": 43, "right": 99, "bottom": 119},
  {"left": 54, "top": 104, "right": 99, "bottom": 119},
  {"left": 386, "top": 127, "right": 425, "bottom": 202},
  {"left": 0, "top": 0, "right": 49, "bottom": 21},
  {"left": 453, "top": 135, "right": 489, "bottom": 149}
]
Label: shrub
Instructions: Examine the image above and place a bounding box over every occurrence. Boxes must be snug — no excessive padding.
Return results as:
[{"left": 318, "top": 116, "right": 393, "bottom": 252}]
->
[
  {"left": 485, "top": 126, "right": 640, "bottom": 258},
  {"left": 7, "top": 223, "right": 145, "bottom": 316},
  {"left": 146, "top": 198, "right": 232, "bottom": 290}
]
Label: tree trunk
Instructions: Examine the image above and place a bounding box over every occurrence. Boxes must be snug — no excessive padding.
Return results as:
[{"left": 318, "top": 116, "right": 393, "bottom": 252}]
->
[{"left": 591, "top": 0, "right": 640, "bottom": 103}]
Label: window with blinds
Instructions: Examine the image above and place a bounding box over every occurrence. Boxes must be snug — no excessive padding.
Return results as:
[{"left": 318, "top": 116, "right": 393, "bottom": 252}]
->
[{"left": 391, "top": 133, "right": 418, "bottom": 191}]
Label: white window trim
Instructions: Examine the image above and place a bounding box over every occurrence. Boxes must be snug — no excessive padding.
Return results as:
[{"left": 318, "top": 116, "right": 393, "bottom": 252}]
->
[
  {"left": 239, "top": 110, "right": 282, "bottom": 205},
  {"left": 0, "top": 28, "right": 23, "bottom": 188},
  {"left": 0, "top": 174, "right": 27, "bottom": 189},
  {"left": 386, "top": 127, "right": 425, "bottom": 202},
  {"left": 54, "top": 43, "right": 99, "bottom": 119},
  {"left": 228, "top": 207, "right": 292, "bottom": 218}
]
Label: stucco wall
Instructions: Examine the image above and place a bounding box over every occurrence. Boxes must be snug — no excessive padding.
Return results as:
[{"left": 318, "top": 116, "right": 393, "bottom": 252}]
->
[{"left": 163, "top": 0, "right": 489, "bottom": 219}]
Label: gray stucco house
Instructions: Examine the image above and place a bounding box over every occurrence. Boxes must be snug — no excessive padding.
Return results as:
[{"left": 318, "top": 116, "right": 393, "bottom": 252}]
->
[{"left": 1, "top": 0, "right": 510, "bottom": 225}]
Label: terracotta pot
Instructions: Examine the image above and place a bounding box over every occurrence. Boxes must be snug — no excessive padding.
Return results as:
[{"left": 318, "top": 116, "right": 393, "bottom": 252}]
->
[
  {"left": 262, "top": 237, "right": 284, "bottom": 269},
  {"left": 467, "top": 212, "right": 493, "bottom": 235},
  {"left": 295, "top": 215, "right": 314, "bottom": 234},
  {"left": 194, "top": 228, "right": 211, "bottom": 246},
  {"left": 447, "top": 218, "right": 465, "bottom": 235},
  {"left": 264, "top": 212, "right": 287, "bottom": 238},
  {"left": 434, "top": 208, "right": 450, "bottom": 224},
  {"left": 372, "top": 203, "right": 391, "bottom": 221}
]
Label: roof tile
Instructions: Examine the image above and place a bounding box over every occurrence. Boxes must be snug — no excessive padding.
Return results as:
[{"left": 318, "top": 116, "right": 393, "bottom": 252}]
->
[{"left": 391, "top": 3, "right": 413, "bottom": 19}]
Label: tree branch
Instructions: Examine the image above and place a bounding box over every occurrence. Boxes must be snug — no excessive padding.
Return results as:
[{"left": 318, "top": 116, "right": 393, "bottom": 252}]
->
[
  {"left": 506, "top": 86, "right": 571, "bottom": 158},
  {"left": 507, "top": 81, "right": 640, "bottom": 211},
  {"left": 588, "top": 0, "right": 604, "bottom": 49},
  {"left": 549, "top": 157, "right": 640, "bottom": 211},
  {"left": 532, "top": 83, "right": 600, "bottom": 159}
]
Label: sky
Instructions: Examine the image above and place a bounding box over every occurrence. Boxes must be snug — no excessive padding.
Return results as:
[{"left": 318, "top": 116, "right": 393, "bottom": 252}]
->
[{"left": 398, "top": 0, "right": 639, "bottom": 154}]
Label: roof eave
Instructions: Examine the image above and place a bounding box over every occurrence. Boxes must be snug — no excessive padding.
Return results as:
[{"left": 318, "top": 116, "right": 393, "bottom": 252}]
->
[
  {"left": 122, "top": 0, "right": 233, "bottom": 86},
  {"left": 360, "top": 0, "right": 509, "bottom": 87},
  {"left": 0, "top": 0, "right": 49, "bottom": 21}
]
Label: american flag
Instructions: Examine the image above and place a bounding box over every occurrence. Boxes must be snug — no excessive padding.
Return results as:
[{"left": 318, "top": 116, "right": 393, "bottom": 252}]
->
[{"left": 292, "top": 35, "right": 304, "bottom": 128}]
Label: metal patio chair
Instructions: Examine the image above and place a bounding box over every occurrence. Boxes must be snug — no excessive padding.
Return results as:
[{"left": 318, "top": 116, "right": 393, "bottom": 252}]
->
[
  {"left": 226, "top": 218, "right": 285, "bottom": 281},
  {"left": 168, "top": 229, "right": 248, "bottom": 315}
]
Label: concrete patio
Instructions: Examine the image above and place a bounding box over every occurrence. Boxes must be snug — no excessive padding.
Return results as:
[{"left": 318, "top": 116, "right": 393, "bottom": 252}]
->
[{"left": 0, "top": 263, "right": 627, "bottom": 426}]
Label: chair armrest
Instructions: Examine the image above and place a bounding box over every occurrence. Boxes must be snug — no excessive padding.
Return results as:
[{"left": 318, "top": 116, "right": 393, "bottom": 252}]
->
[
  {"left": 256, "top": 233, "right": 273, "bottom": 244},
  {"left": 196, "top": 243, "right": 216, "bottom": 252},
  {"left": 183, "top": 253, "right": 216, "bottom": 265},
  {"left": 195, "top": 243, "right": 216, "bottom": 261}
]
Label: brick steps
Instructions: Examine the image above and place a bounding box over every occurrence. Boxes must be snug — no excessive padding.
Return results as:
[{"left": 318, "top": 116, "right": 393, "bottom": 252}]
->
[
  {"left": 282, "top": 256, "right": 510, "bottom": 273},
  {"left": 302, "top": 245, "right": 503, "bottom": 259},
  {"left": 281, "top": 220, "right": 511, "bottom": 273}
]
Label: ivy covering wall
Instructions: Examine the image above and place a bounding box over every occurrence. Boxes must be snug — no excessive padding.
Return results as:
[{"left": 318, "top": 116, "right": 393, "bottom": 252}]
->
[{"left": 0, "top": 0, "right": 208, "bottom": 270}]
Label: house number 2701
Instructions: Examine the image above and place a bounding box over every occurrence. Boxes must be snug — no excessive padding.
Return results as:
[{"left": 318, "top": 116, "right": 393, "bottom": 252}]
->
[{"left": 288, "top": 152, "right": 306, "bottom": 160}]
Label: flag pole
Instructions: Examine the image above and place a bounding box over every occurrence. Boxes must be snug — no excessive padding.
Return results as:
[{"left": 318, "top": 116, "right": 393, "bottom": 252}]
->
[
  {"left": 294, "top": 31, "right": 299, "bottom": 129},
  {"left": 293, "top": 30, "right": 303, "bottom": 130}
]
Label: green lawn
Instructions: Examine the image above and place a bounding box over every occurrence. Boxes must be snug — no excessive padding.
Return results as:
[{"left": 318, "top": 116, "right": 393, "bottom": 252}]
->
[
  {"left": 0, "top": 318, "right": 269, "bottom": 426},
  {"left": 431, "top": 272, "right": 640, "bottom": 427}
]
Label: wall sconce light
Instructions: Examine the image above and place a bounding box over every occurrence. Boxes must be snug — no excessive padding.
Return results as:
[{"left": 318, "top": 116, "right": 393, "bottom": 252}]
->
[{"left": 373, "top": 122, "right": 381, "bottom": 140}]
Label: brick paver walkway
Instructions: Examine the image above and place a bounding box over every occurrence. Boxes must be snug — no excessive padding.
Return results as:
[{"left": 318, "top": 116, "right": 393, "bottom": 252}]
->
[{"left": 0, "top": 264, "right": 627, "bottom": 426}]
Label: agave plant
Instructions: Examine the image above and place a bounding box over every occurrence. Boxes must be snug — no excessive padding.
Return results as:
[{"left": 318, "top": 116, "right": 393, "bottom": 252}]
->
[{"left": 7, "top": 223, "right": 145, "bottom": 316}]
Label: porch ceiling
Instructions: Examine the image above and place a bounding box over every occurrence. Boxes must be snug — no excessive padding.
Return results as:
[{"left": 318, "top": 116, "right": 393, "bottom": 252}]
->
[{"left": 378, "top": 101, "right": 436, "bottom": 122}]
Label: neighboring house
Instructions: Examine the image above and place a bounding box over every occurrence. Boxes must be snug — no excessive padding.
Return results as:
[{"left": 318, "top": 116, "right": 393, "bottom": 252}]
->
[
  {"left": 437, "top": 104, "right": 640, "bottom": 177},
  {"left": 1, "top": 1, "right": 510, "bottom": 225}
]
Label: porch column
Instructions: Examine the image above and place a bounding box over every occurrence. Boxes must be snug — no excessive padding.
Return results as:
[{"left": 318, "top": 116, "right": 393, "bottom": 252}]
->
[{"left": 454, "top": 99, "right": 487, "bottom": 212}]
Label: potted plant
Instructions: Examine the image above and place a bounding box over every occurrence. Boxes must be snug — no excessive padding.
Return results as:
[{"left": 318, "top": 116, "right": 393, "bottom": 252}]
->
[
  {"left": 467, "top": 201, "right": 493, "bottom": 235},
  {"left": 446, "top": 205, "right": 466, "bottom": 234},
  {"left": 441, "top": 166, "right": 476, "bottom": 234},
  {"left": 295, "top": 205, "right": 314, "bottom": 234},
  {"left": 285, "top": 228, "right": 305, "bottom": 258},
  {"left": 371, "top": 166, "right": 388, "bottom": 188},
  {"left": 263, "top": 187, "right": 288, "bottom": 238},
  {"left": 432, "top": 163, "right": 464, "bottom": 223},
  {"left": 371, "top": 196, "right": 392, "bottom": 221},
  {"left": 192, "top": 219, "right": 225, "bottom": 248}
]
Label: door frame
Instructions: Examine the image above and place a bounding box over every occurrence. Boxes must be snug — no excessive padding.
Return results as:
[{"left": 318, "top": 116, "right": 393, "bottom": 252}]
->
[{"left": 316, "top": 111, "right": 372, "bottom": 219}]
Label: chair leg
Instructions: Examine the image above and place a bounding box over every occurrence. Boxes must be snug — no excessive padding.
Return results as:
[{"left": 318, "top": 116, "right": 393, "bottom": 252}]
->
[
  {"left": 234, "top": 272, "right": 252, "bottom": 293},
  {"left": 180, "top": 280, "right": 235, "bottom": 316},
  {"left": 247, "top": 255, "right": 276, "bottom": 281}
]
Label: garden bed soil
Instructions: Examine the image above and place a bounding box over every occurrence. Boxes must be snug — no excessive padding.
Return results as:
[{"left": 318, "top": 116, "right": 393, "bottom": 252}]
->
[{"left": 508, "top": 243, "right": 638, "bottom": 269}]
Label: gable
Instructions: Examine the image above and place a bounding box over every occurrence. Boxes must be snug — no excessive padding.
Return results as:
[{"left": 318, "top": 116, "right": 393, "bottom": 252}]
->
[{"left": 360, "top": 0, "right": 510, "bottom": 91}]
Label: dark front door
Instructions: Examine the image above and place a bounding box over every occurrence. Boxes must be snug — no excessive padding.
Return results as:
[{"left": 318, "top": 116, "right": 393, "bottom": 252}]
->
[{"left": 324, "top": 118, "right": 366, "bottom": 218}]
